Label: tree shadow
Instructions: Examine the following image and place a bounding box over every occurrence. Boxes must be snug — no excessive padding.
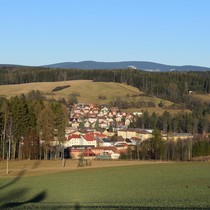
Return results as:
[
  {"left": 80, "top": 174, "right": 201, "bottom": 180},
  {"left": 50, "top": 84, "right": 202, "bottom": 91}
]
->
[
  {"left": 1, "top": 190, "right": 47, "bottom": 209},
  {"left": 0, "top": 161, "right": 46, "bottom": 209},
  {"left": 31, "top": 160, "right": 41, "bottom": 169},
  {"left": 0, "top": 170, "right": 25, "bottom": 190},
  {"left": 0, "top": 160, "right": 41, "bottom": 190}
]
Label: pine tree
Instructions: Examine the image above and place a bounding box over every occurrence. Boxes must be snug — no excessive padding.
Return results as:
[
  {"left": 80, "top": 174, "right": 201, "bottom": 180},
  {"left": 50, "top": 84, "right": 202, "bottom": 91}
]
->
[
  {"left": 38, "top": 103, "right": 55, "bottom": 159},
  {"left": 52, "top": 102, "right": 68, "bottom": 159}
]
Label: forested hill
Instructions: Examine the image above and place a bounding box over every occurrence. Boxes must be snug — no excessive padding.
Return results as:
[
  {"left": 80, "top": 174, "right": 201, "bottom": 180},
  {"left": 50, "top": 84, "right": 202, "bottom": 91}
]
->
[
  {"left": 2, "top": 66, "right": 210, "bottom": 134},
  {"left": 1, "top": 66, "right": 210, "bottom": 102},
  {"left": 43, "top": 61, "right": 210, "bottom": 72},
  {"left": 1, "top": 61, "right": 210, "bottom": 71}
]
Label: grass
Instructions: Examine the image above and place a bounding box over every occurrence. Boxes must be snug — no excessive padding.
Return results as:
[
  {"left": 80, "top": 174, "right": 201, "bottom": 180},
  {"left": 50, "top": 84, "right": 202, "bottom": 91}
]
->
[
  {"left": 0, "top": 80, "right": 141, "bottom": 104},
  {"left": 190, "top": 93, "right": 210, "bottom": 103},
  {"left": 122, "top": 107, "right": 191, "bottom": 116},
  {"left": 0, "top": 161, "right": 210, "bottom": 209},
  {"left": 0, "top": 80, "right": 191, "bottom": 115}
]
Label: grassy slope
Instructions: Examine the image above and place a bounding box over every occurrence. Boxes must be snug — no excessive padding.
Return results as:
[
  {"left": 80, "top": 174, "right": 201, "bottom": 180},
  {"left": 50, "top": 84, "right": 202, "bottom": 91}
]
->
[
  {"left": 0, "top": 80, "right": 141, "bottom": 102},
  {"left": 0, "top": 80, "right": 190, "bottom": 114},
  {"left": 0, "top": 162, "right": 210, "bottom": 208},
  {"left": 190, "top": 93, "right": 210, "bottom": 103}
]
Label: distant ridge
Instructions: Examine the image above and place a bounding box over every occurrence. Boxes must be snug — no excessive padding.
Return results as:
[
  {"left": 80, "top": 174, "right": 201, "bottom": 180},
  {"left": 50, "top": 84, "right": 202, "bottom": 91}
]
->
[
  {"left": 1, "top": 61, "right": 210, "bottom": 72},
  {"left": 43, "top": 61, "right": 210, "bottom": 72}
]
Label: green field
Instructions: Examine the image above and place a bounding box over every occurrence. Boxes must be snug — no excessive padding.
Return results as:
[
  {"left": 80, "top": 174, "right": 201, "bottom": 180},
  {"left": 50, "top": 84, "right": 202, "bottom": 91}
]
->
[{"left": 1, "top": 162, "right": 210, "bottom": 209}]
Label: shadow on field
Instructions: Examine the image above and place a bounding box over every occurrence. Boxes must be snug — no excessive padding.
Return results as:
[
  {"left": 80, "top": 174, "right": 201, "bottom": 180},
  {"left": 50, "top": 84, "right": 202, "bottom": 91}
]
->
[
  {"left": 21, "top": 159, "right": 41, "bottom": 170},
  {"left": 0, "top": 170, "right": 25, "bottom": 190},
  {"left": 0, "top": 161, "right": 47, "bottom": 209}
]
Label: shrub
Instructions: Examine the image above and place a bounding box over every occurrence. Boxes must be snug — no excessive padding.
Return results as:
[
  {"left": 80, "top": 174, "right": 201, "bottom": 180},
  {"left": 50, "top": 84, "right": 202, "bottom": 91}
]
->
[
  {"left": 98, "top": 94, "right": 107, "bottom": 100},
  {"left": 52, "top": 85, "right": 70, "bottom": 92}
]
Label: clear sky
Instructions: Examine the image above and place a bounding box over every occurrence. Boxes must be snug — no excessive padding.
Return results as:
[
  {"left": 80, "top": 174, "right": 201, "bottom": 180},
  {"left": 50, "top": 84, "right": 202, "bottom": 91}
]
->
[{"left": 1, "top": 0, "right": 210, "bottom": 67}]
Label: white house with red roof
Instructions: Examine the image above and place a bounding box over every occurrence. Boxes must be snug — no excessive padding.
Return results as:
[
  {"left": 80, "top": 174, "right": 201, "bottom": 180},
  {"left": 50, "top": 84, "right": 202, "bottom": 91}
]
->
[
  {"left": 64, "top": 134, "right": 82, "bottom": 147},
  {"left": 81, "top": 132, "right": 97, "bottom": 147},
  {"left": 91, "top": 146, "right": 120, "bottom": 159},
  {"left": 65, "top": 132, "right": 97, "bottom": 148}
]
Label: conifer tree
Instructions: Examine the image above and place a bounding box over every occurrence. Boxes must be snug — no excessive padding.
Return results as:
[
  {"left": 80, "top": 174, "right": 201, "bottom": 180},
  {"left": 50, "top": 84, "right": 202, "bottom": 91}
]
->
[{"left": 38, "top": 103, "right": 55, "bottom": 159}]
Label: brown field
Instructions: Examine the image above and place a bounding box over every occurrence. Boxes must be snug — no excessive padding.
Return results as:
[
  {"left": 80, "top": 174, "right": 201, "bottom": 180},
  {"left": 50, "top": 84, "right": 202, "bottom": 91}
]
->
[
  {"left": 0, "top": 80, "right": 192, "bottom": 114},
  {"left": 122, "top": 107, "right": 191, "bottom": 115},
  {"left": 0, "top": 159, "right": 170, "bottom": 177},
  {"left": 190, "top": 93, "right": 210, "bottom": 103},
  {"left": 0, "top": 80, "right": 143, "bottom": 104}
]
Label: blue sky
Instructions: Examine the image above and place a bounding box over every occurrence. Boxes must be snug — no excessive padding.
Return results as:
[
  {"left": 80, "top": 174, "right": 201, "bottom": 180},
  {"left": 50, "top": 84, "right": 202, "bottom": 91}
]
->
[{"left": 1, "top": 0, "right": 210, "bottom": 66}]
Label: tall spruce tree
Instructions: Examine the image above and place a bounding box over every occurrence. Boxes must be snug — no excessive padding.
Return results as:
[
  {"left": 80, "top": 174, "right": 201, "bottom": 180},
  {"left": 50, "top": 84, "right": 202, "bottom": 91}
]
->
[
  {"left": 52, "top": 102, "right": 68, "bottom": 159},
  {"left": 38, "top": 103, "right": 55, "bottom": 159}
]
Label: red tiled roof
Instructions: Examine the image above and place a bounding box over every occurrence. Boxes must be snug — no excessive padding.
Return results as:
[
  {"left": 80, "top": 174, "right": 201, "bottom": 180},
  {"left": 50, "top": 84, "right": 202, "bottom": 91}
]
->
[
  {"left": 116, "top": 142, "right": 128, "bottom": 147},
  {"left": 83, "top": 149, "right": 96, "bottom": 156},
  {"left": 130, "top": 137, "right": 141, "bottom": 141},
  {"left": 95, "top": 133, "right": 107, "bottom": 138},
  {"left": 99, "top": 121, "right": 107, "bottom": 124},
  {"left": 68, "top": 134, "right": 81, "bottom": 140},
  {"left": 136, "top": 130, "right": 150, "bottom": 134},
  {"left": 94, "top": 146, "right": 119, "bottom": 153},
  {"left": 92, "top": 146, "right": 115, "bottom": 150},
  {"left": 71, "top": 149, "right": 82, "bottom": 152},
  {"left": 83, "top": 132, "right": 95, "bottom": 141}
]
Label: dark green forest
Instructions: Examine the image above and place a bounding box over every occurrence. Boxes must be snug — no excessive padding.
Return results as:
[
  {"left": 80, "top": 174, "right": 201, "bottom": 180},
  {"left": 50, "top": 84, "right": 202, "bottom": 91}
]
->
[
  {"left": 0, "top": 91, "right": 67, "bottom": 160},
  {"left": 1, "top": 66, "right": 210, "bottom": 160},
  {"left": 1, "top": 66, "right": 210, "bottom": 100}
]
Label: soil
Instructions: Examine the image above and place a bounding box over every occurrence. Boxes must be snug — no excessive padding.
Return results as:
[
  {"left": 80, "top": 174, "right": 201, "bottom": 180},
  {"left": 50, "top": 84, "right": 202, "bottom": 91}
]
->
[{"left": 0, "top": 159, "right": 170, "bottom": 177}]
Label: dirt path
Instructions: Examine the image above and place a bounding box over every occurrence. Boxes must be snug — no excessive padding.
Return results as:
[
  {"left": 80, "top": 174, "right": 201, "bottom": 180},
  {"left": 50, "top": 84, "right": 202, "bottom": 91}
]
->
[{"left": 0, "top": 159, "right": 171, "bottom": 177}]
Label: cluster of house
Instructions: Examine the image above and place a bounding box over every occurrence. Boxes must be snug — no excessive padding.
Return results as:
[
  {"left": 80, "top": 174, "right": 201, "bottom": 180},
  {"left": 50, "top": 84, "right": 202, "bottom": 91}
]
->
[
  {"left": 64, "top": 122, "right": 193, "bottom": 160},
  {"left": 60, "top": 104, "right": 194, "bottom": 160},
  {"left": 69, "top": 103, "right": 139, "bottom": 130},
  {"left": 64, "top": 128, "right": 150, "bottom": 160}
]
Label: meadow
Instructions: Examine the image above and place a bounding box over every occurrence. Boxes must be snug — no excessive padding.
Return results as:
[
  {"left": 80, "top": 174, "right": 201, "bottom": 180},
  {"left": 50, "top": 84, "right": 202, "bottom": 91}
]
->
[
  {"left": 0, "top": 80, "right": 191, "bottom": 115},
  {"left": 0, "top": 80, "right": 142, "bottom": 103},
  {"left": 0, "top": 160, "right": 210, "bottom": 209}
]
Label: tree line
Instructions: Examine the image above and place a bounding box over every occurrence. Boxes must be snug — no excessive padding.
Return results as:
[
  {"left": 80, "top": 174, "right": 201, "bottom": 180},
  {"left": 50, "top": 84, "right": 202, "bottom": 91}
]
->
[
  {"left": 0, "top": 90, "right": 68, "bottom": 160},
  {"left": 130, "top": 110, "right": 209, "bottom": 134},
  {"left": 121, "top": 129, "right": 210, "bottom": 161}
]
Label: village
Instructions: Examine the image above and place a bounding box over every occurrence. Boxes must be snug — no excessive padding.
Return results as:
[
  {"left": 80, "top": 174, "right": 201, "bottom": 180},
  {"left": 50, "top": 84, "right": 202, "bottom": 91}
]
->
[{"left": 61, "top": 103, "right": 193, "bottom": 160}]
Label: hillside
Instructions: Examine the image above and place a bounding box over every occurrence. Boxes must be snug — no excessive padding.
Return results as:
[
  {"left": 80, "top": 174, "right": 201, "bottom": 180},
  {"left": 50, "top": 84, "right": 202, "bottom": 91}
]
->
[
  {"left": 43, "top": 61, "right": 210, "bottom": 72},
  {"left": 1, "top": 61, "right": 210, "bottom": 72},
  {"left": 0, "top": 80, "right": 140, "bottom": 102},
  {"left": 0, "top": 80, "right": 191, "bottom": 115}
]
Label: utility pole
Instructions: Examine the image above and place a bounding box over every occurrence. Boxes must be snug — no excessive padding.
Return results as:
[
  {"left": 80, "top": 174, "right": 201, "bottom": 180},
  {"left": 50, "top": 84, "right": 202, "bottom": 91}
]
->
[
  {"left": 62, "top": 145, "right": 65, "bottom": 168},
  {"left": 6, "top": 151, "right": 9, "bottom": 174},
  {"left": 6, "top": 137, "right": 10, "bottom": 175}
]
